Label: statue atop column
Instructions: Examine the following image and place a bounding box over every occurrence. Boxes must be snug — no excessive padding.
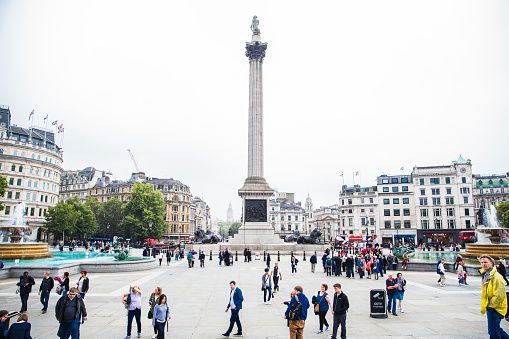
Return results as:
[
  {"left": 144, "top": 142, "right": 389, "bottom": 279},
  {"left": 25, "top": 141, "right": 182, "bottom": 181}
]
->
[{"left": 251, "top": 15, "right": 260, "bottom": 35}]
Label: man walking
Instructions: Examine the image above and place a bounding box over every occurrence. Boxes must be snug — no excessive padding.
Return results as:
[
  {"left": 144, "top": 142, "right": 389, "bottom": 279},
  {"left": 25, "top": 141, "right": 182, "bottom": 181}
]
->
[
  {"left": 334, "top": 255, "right": 342, "bottom": 276},
  {"left": 331, "top": 283, "right": 349, "bottom": 339},
  {"left": 222, "top": 281, "right": 243, "bottom": 337},
  {"left": 284, "top": 285, "right": 310, "bottom": 339},
  {"left": 17, "top": 271, "right": 35, "bottom": 313},
  {"left": 199, "top": 251, "right": 206, "bottom": 268},
  {"left": 437, "top": 258, "right": 446, "bottom": 286},
  {"left": 479, "top": 254, "right": 509, "bottom": 338},
  {"left": 386, "top": 273, "right": 399, "bottom": 316},
  {"left": 262, "top": 268, "right": 272, "bottom": 304},
  {"left": 55, "top": 287, "right": 88, "bottom": 339},
  {"left": 272, "top": 262, "right": 282, "bottom": 293},
  {"left": 187, "top": 251, "right": 194, "bottom": 268},
  {"left": 345, "top": 255, "right": 354, "bottom": 279},
  {"left": 39, "top": 271, "right": 54, "bottom": 313},
  {"left": 310, "top": 253, "right": 317, "bottom": 273}
]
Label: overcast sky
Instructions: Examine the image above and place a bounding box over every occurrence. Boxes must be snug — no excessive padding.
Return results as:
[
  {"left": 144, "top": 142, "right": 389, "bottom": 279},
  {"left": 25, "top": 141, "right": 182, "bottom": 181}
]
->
[{"left": 1, "top": 1, "right": 508, "bottom": 221}]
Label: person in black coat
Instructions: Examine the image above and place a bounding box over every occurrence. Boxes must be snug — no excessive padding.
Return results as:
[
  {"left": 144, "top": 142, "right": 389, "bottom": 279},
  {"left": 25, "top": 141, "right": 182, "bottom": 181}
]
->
[
  {"left": 498, "top": 260, "right": 509, "bottom": 285},
  {"left": 331, "top": 283, "right": 349, "bottom": 339},
  {"left": 345, "top": 256, "right": 355, "bottom": 278},
  {"left": 38, "top": 271, "right": 55, "bottom": 313},
  {"left": 334, "top": 255, "right": 342, "bottom": 276},
  {"left": 5, "top": 313, "right": 31, "bottom": 339},
  {"left": 55, "top": 287, "right": 88, "bottom": 339},
  {"left": 17, "top": 271, "right": 35, "bottom": 313}
]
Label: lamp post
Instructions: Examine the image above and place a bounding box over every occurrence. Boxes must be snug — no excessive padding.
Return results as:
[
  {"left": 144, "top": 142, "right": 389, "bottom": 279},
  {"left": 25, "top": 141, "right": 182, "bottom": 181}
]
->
[{"left": 322, "top": 224, "right": 326, "bottom": 244}]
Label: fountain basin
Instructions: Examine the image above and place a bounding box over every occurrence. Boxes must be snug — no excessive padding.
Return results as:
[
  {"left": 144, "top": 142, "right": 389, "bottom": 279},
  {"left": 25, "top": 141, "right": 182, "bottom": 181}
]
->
[
  {"left": 0, "top": 243, "right": 53, "bottom": 260},
  {"left": 463, "top": 243, "right": 509, "bottom": 259}
]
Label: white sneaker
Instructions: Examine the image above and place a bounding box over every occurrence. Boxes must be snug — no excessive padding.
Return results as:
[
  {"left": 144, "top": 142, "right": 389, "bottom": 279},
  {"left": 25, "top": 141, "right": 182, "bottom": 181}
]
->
[
  {"left": 400, "top": 308, "right": 404, "bottom": 313},
  {"left": 266, "top": 301, "right": 271, "bottom": 305},
  {"left": 152, "top": 335, "right": 157, "bottom": 339}
]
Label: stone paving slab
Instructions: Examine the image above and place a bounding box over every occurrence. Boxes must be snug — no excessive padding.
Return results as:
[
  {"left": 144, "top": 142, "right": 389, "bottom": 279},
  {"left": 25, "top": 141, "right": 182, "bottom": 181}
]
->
[{"left": 0, "top": 255, "right": 505, "bottom": 338}]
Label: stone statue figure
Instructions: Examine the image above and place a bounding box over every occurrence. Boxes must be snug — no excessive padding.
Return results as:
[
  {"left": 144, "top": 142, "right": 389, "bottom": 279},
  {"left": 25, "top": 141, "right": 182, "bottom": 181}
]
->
[{"left": 251, "top": 15, "right": 260, "bottom": 35}]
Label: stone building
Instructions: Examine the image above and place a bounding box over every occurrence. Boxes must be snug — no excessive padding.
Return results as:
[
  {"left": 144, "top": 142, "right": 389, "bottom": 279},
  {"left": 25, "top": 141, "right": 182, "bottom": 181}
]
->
[
  {"left": 338, "top": 185, "right": 379, "bottom": 242},
  {"left": 60, "top": 167, "right": 109, "bottom": 202},
  {"left": 412, "top": 156, "right": 475, "bottom": 245},
  {"left": 269, "top": 191, "right": 308, "bottom": 238},
  {"left": 190, "top": 196, "right": 211, "bottom": 234},
  {"left": 308, "top": 205, "right": 340, "bottom": 243},
  {"left": 377, "top": 174, "right": 416, "bottom": 246},
  {"left": 473, "top": 173, "right": 509, "bottom": 223},
  {"left": 0, "top": 105, "right": 64, "bottom": 240}
]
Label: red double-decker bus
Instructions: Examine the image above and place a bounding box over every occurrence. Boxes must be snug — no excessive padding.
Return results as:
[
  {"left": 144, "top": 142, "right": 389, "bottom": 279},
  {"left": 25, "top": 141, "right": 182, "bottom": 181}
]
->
[{"left": 459, "top": 231, "right": 477, "bottom": 245}]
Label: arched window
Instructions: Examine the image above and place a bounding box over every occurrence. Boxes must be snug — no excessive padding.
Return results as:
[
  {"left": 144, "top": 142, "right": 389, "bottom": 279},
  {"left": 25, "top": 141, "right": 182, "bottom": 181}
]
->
[
  {"left": 13, "top": 150, "right": 18, "bottom": 156},
  {"left": 11, "top": 164, "right": 15, "bottom": 171},
  {"left": 18, "top": 166, "right": 23, "bottom": 173}
]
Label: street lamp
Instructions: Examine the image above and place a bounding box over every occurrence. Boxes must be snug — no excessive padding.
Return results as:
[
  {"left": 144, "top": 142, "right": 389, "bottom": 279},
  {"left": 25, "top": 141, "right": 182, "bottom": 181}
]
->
[{"left": 322, "top": 224, "right": 326, "bottom": 244}]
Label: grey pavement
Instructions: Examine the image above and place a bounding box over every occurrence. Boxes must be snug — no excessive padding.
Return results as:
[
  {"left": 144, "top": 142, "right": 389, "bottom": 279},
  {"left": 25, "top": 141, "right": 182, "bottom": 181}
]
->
[{"left": 0, "top": 254, "right": 504, "bottom": 338}]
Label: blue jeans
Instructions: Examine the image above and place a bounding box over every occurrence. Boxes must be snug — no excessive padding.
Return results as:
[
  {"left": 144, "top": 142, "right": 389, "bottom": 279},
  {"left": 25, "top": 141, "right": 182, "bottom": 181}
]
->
[
  {"left": 40, "top": 291, "right": 50, "bottom": 311},
  {"left": 155, "top": 321, "right": 165, "bottom": 339},
  {"left": 387, "top": 294, "right": 397, "bottom": 314},
  {"left": 225, "top": 308, "right": 242, "bottom": 335},
  {"left": 58, "top": 317, "right": 80, "bottom": 339},
  {"left": 263, "top": 287, "right": 272, "bottom": 302},
  {"left": 127, "top": 308, "right": 142, "bottom": 336},
  {"left": 292, "top": 265, "right": 297, "bottom": 274},
  {"left": 486, "top": 308, "right": 509, "bottom": 339},
  {"left": 63, "top": 290, "right": 68, "bottom": 297}
]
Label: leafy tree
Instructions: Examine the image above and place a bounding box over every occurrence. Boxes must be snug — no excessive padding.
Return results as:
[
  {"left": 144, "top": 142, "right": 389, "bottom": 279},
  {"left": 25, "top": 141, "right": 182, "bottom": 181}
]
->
[
  {"left": 96, "top": 198, "right": 123, "bottom": 235},
  {"left": 230, "top": 222, "right": 242, "bottom": 235},
  {"left": 67, "top": 196, "right": 98, "bottom": 239},
  {"left": 121, "top": 181, "right": 165, "bottom": 241},
  {"left": 217, "top": 220, "right": 232, "bottom": 237},
  {"left": 496, "top": 201, "right": 509, "bottom": 229},
  {"left": 0, "top": 174, "right": 7, "bottom": 211},
  {"left": 85, "top": 196, "right": 100, "bottom": 220}
]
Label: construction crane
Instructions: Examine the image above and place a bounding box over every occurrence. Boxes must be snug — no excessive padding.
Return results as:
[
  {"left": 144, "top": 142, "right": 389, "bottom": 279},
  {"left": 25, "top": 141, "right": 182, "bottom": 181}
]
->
[{"left": 127, "top": 149, "right": 141, "bottom": 172}]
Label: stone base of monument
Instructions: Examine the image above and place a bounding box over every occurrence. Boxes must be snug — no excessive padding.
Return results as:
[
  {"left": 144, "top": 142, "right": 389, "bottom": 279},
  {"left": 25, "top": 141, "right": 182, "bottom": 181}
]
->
[{"left": 187, "top": 243, "right": 327, "bottom": 252}]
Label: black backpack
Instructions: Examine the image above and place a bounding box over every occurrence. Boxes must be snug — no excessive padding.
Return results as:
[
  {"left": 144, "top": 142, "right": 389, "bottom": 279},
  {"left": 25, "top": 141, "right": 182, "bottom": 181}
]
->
[{"left": 287, "top": 297, "right": 302, "bottom": 320}]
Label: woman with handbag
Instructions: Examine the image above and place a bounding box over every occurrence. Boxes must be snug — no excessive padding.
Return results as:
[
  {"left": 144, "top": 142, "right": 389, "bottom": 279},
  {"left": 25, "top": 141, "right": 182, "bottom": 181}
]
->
[
  {"left": 149, "top": 287, "right": 163, "bottom": 338},
  {"left": 313, "top": 283, "right": 332, "bottom": 334},
  {"left": 396, "top": 272, "right": 406, "bottom": 313},
  {"left": 152, "top": 294, "right": 170, "bottom": 339}
]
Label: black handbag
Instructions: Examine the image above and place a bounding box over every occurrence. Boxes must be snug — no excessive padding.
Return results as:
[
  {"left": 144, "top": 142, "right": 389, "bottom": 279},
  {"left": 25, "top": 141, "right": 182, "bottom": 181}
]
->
[{"left": 148, "top": 310, "right": 153, "bottom": 319}]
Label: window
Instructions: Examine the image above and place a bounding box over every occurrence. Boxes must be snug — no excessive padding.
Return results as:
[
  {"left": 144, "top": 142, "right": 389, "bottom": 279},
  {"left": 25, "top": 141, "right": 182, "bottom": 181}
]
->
[
  {"left": 430, "top": 178, "right": 440, "bottom": 185},
  {"left": 384, "top": 209, "right": 390, "bottom": 216},
  {"left": 295, "top": 216, "right": 298, "bottom": 221},
  {"left": 281, "top": 216, "right": 284, "bottom": 221},
  {"left": 432, "top": 198, "right": 441, "bottom": 205},
  {"left": 447, "top": 220, "right": 455, "bottom": 229},
  {"left": 402, "top": 186, "right": 408, "bottom": 192},
  {"left": 421, "top": 220, "right": 429, "bottom": 229},
  {"left": 369, "top": 198, "right": 374, "bottom": 203},
  {"left": 432, "top": 189, "right": 440, "bottom": 195},
  {"left": 445, "top": 177, "right": 451, "bottom": 184},
  {"left": 404, "top": 220, "right": 411, "bottom": 228},
  {"left": 462, "top": 177, "right": 466, "bottom": 183},
  {"left": 465, "top": 208, "right": 470, "bottom": 216},
  {"left": 348, "top": 199, "right": 352, "bottom": 205},
  {"left": 383, "top": 199, "right": 389, "bottom": 205},
  {"left": 393, "top": 198, "right": 399, "bottom": 204},
  {"left": 419, "top": 198, "right": 428, "bottom": 205},
  {"left": 361, "top": 218, "right": 366, "bottom": 226},
  {"left": 420, "top": 179, "right": 424, "bottom": 185},
  {"left": 348, "top": 209, "right": 353, "bottom": 214},
  {"left": 13, "top": 150, "right": 18, "bottom": 156},
  {"left": 435, "top": 219, "right": 442, "bottom": 229},
  {"left": 4, "top": 206, "right": 10, "bottom": 215},
  {"left": 8, "top": 178, "right": 14, "bottom": 185},
  {"left": 27, "top": 180, "right": 32, "bottom": 187},
  {"left": 446, "top": 188, "right": 451, "bottom": 195},
  {"left": 385, "top": 221, "right": 391, "bottom": 229},
  {"left": 16, "top": 179, "right": 21, "bottom": 186},
  {"left": 403, "top": 198, "right": 409, "bottom": 204},
  {"left": 383, "top": 187, "right": 389, "bottom": 192},
  {"left": 288, "top": 216, "right": 291, "bottom": 221},
  {"left": 420, "top": 189, "right": 425, "bottom": 195},
  {"left": 370, "top": 217, "right": 375, "bottom": 226},
  {"left": 463, "top": 197, "right": 469, "bottom": 204},
  {"left": 361, "top": 198, "right": 365, "bottom": 203},
  {"left": 348, "top": 218, "right": 353, "bottom": 226},
  {"left": 392, "top": 187, "right": 399, "bottom": 192},
  {"left": 34, "top": 181, "right": 38, "bottom": 188},
  {"left": 394, "top": 209, "right": 400, "bottom": 216},
  {"left": 446, "top": 197, "right": 454, "bottom": 205},
  {"left": 7, "top": 192, "right": 12, "bottom": 199},
  {"left": 32, "top": 193, "right": 36, "bottom": 201},
  {"left": 401, "top": 177, "right": 409, "bottom": 183},
  {"left": 30, "top": 208, "right": 35, "bottom": 216},
  {"left": 14, "top": 192, "right": 20, "bottom": 199},
  {"left": 26, "top": 193, "right": 30, "bottom": 200},
  {"left": 394, "top": 221, "right": 401, "bottom": 229},
  {"left": 420, "top": 209, "right": 428, "bottom": 217},
  {"left": 18, "top": 166, "right": 23, "bottom": 172},
  {"left": 392, "top": 178, "right": 398, "bottom": 183},
  {"left": 447, "top": 208, "right": 454, "bottom": 216},
  {"left": 11, "top": 164, "right": 15, "bottom": 171},
  {"left": 433, "top": 208, "right": 441, "bottom": 217},
  {"left": 403, "top": 209, "right": 410, "bottom": 216},
  {"left": 466, "top": 220, "right": 471, "bottom": 229}
]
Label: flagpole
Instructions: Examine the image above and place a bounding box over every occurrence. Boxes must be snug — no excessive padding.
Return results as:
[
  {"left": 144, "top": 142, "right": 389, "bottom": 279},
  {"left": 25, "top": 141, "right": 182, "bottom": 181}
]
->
[
  {"left": 29, "top": 111, "right": 34, "bottom": 139},
  {"left": 352, "top": 172, "right": 355, "bottom": 187},
  {"left": 44, "top": 116, "right": 48, "bottom": 144}
]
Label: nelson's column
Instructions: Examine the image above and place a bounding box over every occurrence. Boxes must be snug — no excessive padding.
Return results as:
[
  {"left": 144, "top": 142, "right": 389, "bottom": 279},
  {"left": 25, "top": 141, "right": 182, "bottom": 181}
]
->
[{"left": 229, "top": 16, "right": 284, "bottom": 249}]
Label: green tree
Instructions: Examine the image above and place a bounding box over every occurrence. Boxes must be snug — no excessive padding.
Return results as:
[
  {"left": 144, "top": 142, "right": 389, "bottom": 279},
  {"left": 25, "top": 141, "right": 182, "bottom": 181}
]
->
[
  {"left": 67, "top": 196, "right": 98, "bottom": 239},
  {"left": 496, "top": 201, "right": 509, "bottom": 229},
  {"left": 217, "top": 220, "right": 232, "bottom": 237},
  {"left": 230, "top": 222, "right": 242, "bottom": 235},
  {"left": 121, "top": 181, "right": 165, "bottom": 241},
  {"left": 0, "top": 174, "right": 7, "bottom": 211},
  {"left": 96, "top": 198, "right": 124, "bottom": 235}
]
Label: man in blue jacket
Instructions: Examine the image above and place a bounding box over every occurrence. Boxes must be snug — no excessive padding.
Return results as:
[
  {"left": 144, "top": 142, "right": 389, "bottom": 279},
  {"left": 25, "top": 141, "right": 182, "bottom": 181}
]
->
[
  {"left": 284, "top": 285, "right": 310, "bottom": 339},
  {"left": 222, "top": 281, "right": 244, "bottom": 337}
]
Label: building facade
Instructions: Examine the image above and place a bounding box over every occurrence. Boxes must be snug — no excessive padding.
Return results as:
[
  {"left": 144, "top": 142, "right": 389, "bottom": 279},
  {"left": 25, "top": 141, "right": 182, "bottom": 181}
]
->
[
  {"left": 412, "top": 156, "right": 475, "bottom": 245},
  {"left": 0, "top": 105, "right": 64, "bottom": 240},
  {"left": 269, "top": 192, "right": 308, "bottom": 238},
  {"left": 308, "top": 205, "right": 340, "bottom": 242},
  {"left": 338, "top": 185, "right": 379, "bottom": 241},
  {"left": 473, "top": 173, "right": 509, "bottom": 225},
  {"left": 60, "top": 167, "right": 108, "bottom": 202},
  {"left": 377, "top": 174, "right": 416, "bottom": 246},
  {"left": 190, "top": 196, "right": 211, "bottom": 234}
]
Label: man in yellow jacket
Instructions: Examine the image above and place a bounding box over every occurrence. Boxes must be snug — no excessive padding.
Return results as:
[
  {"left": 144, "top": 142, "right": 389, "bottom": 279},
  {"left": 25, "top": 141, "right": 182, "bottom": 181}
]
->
[{"left": 479, "top": 254, "right": 509, "bottom": 339}]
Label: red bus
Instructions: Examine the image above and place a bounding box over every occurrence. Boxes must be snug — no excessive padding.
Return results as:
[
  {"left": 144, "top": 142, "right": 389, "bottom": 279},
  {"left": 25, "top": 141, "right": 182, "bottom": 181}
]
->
[{"left": 459, "top": 231, "right": 477, "bottom": 244}]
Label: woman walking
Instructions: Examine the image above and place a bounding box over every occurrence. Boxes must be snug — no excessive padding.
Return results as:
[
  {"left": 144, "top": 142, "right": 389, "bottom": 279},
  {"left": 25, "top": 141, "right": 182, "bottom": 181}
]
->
[
  {"left": 60, "top": 272, "right": 70, "bottom": 297},
  {"left": 122, "top": 285, "right": 142, "bottom": 339},
  {"left": 149, "top": 287, "right": 163, "bottom": 338},
  {"left": 152, "top": 294, "right": 170, "bottom": 339},
  {"left": 396, "top": 273, "right": 406, "bottom": 313},
  {"left": 313, "top": 283, "right": 332, "bottom": 334},
  {"left": 291, "top": 256, "right": 299, "bottom": 274},
  {"left": 266, "top": 253, "right": 271, "bottom": 268}
]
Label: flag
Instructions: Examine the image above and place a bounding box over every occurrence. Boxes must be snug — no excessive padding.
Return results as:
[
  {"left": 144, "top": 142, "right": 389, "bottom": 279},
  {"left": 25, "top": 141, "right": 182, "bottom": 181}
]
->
[
  {"left": 44, "top": 114, "right": 48, "bottom": 122},
  {"left": 400, "top": 166, "right": 404, "bottom": 171},
  {"left": 340, "top": 172, "right": 343, "bottom": 177},
  {"left": 355, "top": 171, "right": 359, "bottom": 176},
  {"left": 58, "top": 124, "right": 64, "bottom": 133},
  {"left": 29, "top": 110, "right": 34, "bottom": 120},
  {"left": 52, "top": 120, "right": 58, "bottom": 126}
]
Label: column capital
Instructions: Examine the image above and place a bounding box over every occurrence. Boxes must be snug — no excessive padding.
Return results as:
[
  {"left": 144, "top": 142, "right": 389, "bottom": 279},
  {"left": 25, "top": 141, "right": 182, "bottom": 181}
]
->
[{"left": 245, "top": 42, "right": 267, "bottom": 61}]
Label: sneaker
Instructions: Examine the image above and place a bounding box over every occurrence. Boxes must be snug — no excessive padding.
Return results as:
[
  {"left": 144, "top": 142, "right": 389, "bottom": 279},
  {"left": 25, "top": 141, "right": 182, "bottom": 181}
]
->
[
  {"left": 392, "top": 313, "right": 398, "bottom": 316},
  {"left": 325, "top": 325, "right": 329, "bottom": 331},
  {"left": 317, "top": 330, "right": 323, "bottom": 334},
  {"left": 123, "top": 337, "right": 131, "bottom": 339},
  {"left": 222, "top": 333, "right": 230, "bottom": 337},
  {"left": 400, "top": 308, "right": 404, "bottom": 313},
  {"left": 233, "top": 333, "right": 242, "bottom": 336},
  {"left": 266, "top": 301, "right": 271, "bottom": 305},
  {"left": 137, "top": 333, "right": 141, "bottom": 338},
  {"left": 152, "top": 335, "right": 157, "bottom": 339}
]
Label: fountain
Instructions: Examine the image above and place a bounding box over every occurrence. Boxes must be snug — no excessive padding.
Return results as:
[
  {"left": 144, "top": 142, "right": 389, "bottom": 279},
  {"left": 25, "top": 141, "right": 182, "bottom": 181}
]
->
[
  {"left": 464, "top": 205, "right": 509, "bottom": 258},
  {"left": 0, "top": 202, "right": 53, "bottom": 260}
]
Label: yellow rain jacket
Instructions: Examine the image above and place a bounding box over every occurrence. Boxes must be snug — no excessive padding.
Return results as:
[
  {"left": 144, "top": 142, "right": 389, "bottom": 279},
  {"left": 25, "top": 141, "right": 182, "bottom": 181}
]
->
[{"left": 480, "top": 267, "right": 507, "bottom": 316}]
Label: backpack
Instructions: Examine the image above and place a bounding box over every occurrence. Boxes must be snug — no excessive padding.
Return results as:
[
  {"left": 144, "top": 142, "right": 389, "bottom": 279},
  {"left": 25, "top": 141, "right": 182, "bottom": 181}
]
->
[{"left": 287, "top": 297, "right": 302, "bottom": 320}]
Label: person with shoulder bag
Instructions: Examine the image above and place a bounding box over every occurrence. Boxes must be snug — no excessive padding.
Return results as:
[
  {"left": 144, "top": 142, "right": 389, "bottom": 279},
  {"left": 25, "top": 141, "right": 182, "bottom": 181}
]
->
[
  {"left": 396, "top": 272, "right": 406, "bottom": 313},
  {"left": 261, "top": 268, "right": 272, "bottom": 304},
  {"left": 313, "top": 283, "right": 332, "bottom": 334},
  {"left": 149, "top": 287, "right": 163, "bottom": 339},
  {"left": 122, "top": 285, "right": 142, "bottom": 339},
  {"left": 331, "top": 283, "right": 349, "bottom": 339},
  {"left": 152, "top": 294, "right": 170, "bottom": 339}
]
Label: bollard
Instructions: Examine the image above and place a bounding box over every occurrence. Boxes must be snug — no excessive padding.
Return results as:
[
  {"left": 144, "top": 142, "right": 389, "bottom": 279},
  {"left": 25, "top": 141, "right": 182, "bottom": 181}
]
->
[
  {"left": 236, "top": 251, "right": 238, "bottom": 261},
  {"left": 263, "top": 251, "right": 266, "bottom": 261},
  {"left": 303, "top": 250, "right": 306, "bottom": 261},
  {"left": 210, "top": 250, "right": 212, "bottom": 260},
  {"left": 278, "top": 251, "right": 280, "bottom": 261}
]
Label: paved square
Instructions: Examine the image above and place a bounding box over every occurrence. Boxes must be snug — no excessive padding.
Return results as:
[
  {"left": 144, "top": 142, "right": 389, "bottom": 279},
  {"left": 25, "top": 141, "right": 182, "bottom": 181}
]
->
[{"left": 0, "top": 253, "right": 504, "bottom": 338}]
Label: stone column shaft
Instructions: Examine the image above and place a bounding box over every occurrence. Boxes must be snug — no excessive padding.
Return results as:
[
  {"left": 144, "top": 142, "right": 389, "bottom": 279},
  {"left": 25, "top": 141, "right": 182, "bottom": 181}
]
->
[{"left": 248, "top": 59, "right": 263, "bottom": 178}]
